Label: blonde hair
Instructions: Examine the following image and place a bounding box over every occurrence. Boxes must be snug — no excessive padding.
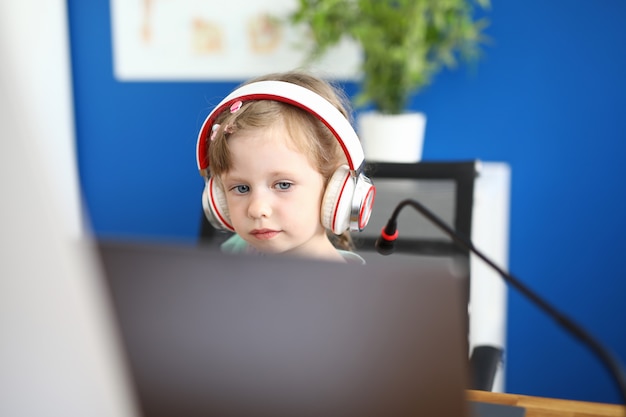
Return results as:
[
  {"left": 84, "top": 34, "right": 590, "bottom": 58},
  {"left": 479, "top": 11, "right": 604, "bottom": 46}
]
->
[{"left": 205, "top": 71, "right": 356, "bottom": 250}]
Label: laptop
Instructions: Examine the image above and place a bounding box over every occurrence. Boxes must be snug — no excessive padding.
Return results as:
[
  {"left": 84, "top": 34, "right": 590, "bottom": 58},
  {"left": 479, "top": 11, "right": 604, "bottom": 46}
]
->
[{"left": 96, "top": 240, "right": 473, "bottom": 417}]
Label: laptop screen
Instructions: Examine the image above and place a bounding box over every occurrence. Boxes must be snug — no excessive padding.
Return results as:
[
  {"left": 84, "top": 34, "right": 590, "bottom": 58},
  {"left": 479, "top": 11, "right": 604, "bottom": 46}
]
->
[{"left": 97, "top": 240, "right": 471, "bottom": 417}]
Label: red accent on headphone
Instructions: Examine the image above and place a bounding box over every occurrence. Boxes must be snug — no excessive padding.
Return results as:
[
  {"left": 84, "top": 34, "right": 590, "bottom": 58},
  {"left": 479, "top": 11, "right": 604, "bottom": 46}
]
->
[
  {"left": 331, "top": 173, "right": 351, "bottom": 232},
  {"left": 359, "top": 187, "right": 376, "bottom": 230}
]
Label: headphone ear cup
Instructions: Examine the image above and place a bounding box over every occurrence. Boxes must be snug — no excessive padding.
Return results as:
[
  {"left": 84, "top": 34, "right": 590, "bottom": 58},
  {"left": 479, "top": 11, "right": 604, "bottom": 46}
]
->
[
  {"left": 202, "top": 177, "right": 235, "bottom": 232},
  {"left": 321, "top": 165, "right": 355, "bottom": 235},
  {"left": 354, "top": 175, "right": 376, "bottom": 231}
]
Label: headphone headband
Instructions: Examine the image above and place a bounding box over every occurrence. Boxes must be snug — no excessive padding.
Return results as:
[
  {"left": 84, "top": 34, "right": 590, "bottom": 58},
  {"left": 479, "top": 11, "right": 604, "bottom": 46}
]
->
[{"left": 196, "top": 80, "right": 365, "bottom": 176}]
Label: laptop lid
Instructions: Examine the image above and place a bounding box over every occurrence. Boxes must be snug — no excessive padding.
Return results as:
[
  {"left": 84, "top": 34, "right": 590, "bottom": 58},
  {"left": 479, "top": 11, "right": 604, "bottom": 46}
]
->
[{"left": 97, "top": 240, "right": 471, "bottom": 417}]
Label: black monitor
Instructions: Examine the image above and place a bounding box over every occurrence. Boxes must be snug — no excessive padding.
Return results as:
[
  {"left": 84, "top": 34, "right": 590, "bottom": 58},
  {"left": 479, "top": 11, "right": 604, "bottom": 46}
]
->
[{"left": 356, "top": 160, "right": 479, "bottom": 257}]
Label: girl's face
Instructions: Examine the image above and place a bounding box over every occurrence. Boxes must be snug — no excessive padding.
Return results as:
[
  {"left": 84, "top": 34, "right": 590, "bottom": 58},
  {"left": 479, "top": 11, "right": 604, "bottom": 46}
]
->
[{"left": 220, "top": 121, "right": 341, "bottom": 260}]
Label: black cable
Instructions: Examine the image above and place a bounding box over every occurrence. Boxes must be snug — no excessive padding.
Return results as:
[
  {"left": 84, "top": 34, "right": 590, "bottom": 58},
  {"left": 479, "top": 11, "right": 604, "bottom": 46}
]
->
[{"left": 376, "top": 198, "right": 626, "bottom": 405}]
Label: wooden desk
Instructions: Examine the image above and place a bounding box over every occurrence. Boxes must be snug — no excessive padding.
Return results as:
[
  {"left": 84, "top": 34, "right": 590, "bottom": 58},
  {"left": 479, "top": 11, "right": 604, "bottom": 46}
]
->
[{"left": 467, "top": 389, "right": 625, "bottom": 417}]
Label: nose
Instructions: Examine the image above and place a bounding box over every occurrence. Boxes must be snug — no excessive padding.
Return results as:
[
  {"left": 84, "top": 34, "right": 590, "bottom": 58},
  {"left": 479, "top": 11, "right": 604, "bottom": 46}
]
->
[{"left": 247, "top": 189, "right": 272, "bottom": 220}]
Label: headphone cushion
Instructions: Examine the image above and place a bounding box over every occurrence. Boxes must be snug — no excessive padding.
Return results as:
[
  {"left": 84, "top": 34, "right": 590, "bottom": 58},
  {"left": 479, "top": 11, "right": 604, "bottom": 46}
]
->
[
  {"left": 203, "top": 177, "right": 234, "bottom": 232},
  {"left": 321, "top": 165, "right": 354, "bottom": 235}
]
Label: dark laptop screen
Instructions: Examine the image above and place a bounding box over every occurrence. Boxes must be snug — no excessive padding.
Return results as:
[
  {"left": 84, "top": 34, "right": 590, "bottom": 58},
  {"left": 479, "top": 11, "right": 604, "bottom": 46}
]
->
[{"left": 97, "top": 240, "right": 471, "bottom": 417}]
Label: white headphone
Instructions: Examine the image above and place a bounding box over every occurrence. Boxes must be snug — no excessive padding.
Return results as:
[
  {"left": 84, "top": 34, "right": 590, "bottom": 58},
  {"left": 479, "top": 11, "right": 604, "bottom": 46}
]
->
[{"left": 196, "top": 80, "right": 375, "bottom": 235}]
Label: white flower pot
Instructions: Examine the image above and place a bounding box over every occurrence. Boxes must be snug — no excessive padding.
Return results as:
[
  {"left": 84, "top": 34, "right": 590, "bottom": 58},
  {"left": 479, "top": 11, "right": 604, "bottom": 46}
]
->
[{"left": 357, "top": 111, "right": 427, "bottom": 163}]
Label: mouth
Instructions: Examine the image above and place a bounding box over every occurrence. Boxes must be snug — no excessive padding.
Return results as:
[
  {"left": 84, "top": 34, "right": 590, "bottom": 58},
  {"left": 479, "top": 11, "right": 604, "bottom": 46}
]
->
[{"left": 250, "top": 229, "right": 281, "bottom": 240}]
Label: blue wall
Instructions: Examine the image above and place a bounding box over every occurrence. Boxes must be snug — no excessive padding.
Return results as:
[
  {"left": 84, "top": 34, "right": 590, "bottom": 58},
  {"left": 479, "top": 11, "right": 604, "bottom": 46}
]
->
[{"left": 68, "top": 1, "right": 626, "bottom": 404}]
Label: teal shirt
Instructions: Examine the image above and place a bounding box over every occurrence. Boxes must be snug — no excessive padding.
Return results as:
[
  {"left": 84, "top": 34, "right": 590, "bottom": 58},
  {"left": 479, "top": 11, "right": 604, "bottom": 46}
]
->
[{"left": 221, "top": 234, "right": 366, "bottom": 265}]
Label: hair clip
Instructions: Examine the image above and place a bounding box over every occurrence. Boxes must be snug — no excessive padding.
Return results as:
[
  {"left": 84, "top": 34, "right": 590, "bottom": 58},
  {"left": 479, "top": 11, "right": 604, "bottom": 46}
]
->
[
  {"left": 210, "top": 124, "right": 220, "bottom": 141},
  {"left": 230, "top": 100, "right": 243, "bottom": 113}
]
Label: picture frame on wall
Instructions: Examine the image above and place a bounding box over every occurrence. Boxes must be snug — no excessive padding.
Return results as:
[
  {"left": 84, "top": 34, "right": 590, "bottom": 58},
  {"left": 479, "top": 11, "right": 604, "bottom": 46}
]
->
[{"left": 110, "top": 0, "right": 361, "bottom": 81}]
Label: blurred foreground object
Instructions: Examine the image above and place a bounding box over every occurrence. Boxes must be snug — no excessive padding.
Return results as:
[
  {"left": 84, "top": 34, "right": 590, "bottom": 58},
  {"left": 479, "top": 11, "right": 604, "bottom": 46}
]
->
[{"left": 0, "top": 1, "right": 138, "bottom": 416}]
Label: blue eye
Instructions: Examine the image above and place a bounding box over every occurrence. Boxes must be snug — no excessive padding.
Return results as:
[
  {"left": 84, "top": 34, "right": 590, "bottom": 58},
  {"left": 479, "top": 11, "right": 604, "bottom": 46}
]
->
[
  {"left": 275, "top": 182, "right": 292, "bottom": 190},
  {"left": 233, "top": 185, "right": 250, "bottom": 194}
]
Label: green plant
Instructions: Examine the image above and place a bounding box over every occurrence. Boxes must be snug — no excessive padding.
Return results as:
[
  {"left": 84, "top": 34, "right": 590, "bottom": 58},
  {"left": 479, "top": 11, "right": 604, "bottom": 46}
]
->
[{"left": 288, "top": 0, "right": 490, "bottom": 114}]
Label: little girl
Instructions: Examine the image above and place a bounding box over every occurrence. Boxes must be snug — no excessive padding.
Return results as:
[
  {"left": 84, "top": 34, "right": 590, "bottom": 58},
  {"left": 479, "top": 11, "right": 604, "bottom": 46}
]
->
[{"left": 195, "top": 71, "right": 375, "bottom": 263}]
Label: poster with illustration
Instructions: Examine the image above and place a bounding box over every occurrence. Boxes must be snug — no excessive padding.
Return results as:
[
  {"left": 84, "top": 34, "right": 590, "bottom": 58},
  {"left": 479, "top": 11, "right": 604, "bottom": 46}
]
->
[{"left": 110, "top": 0, "right": 361, "bottom": 81}]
